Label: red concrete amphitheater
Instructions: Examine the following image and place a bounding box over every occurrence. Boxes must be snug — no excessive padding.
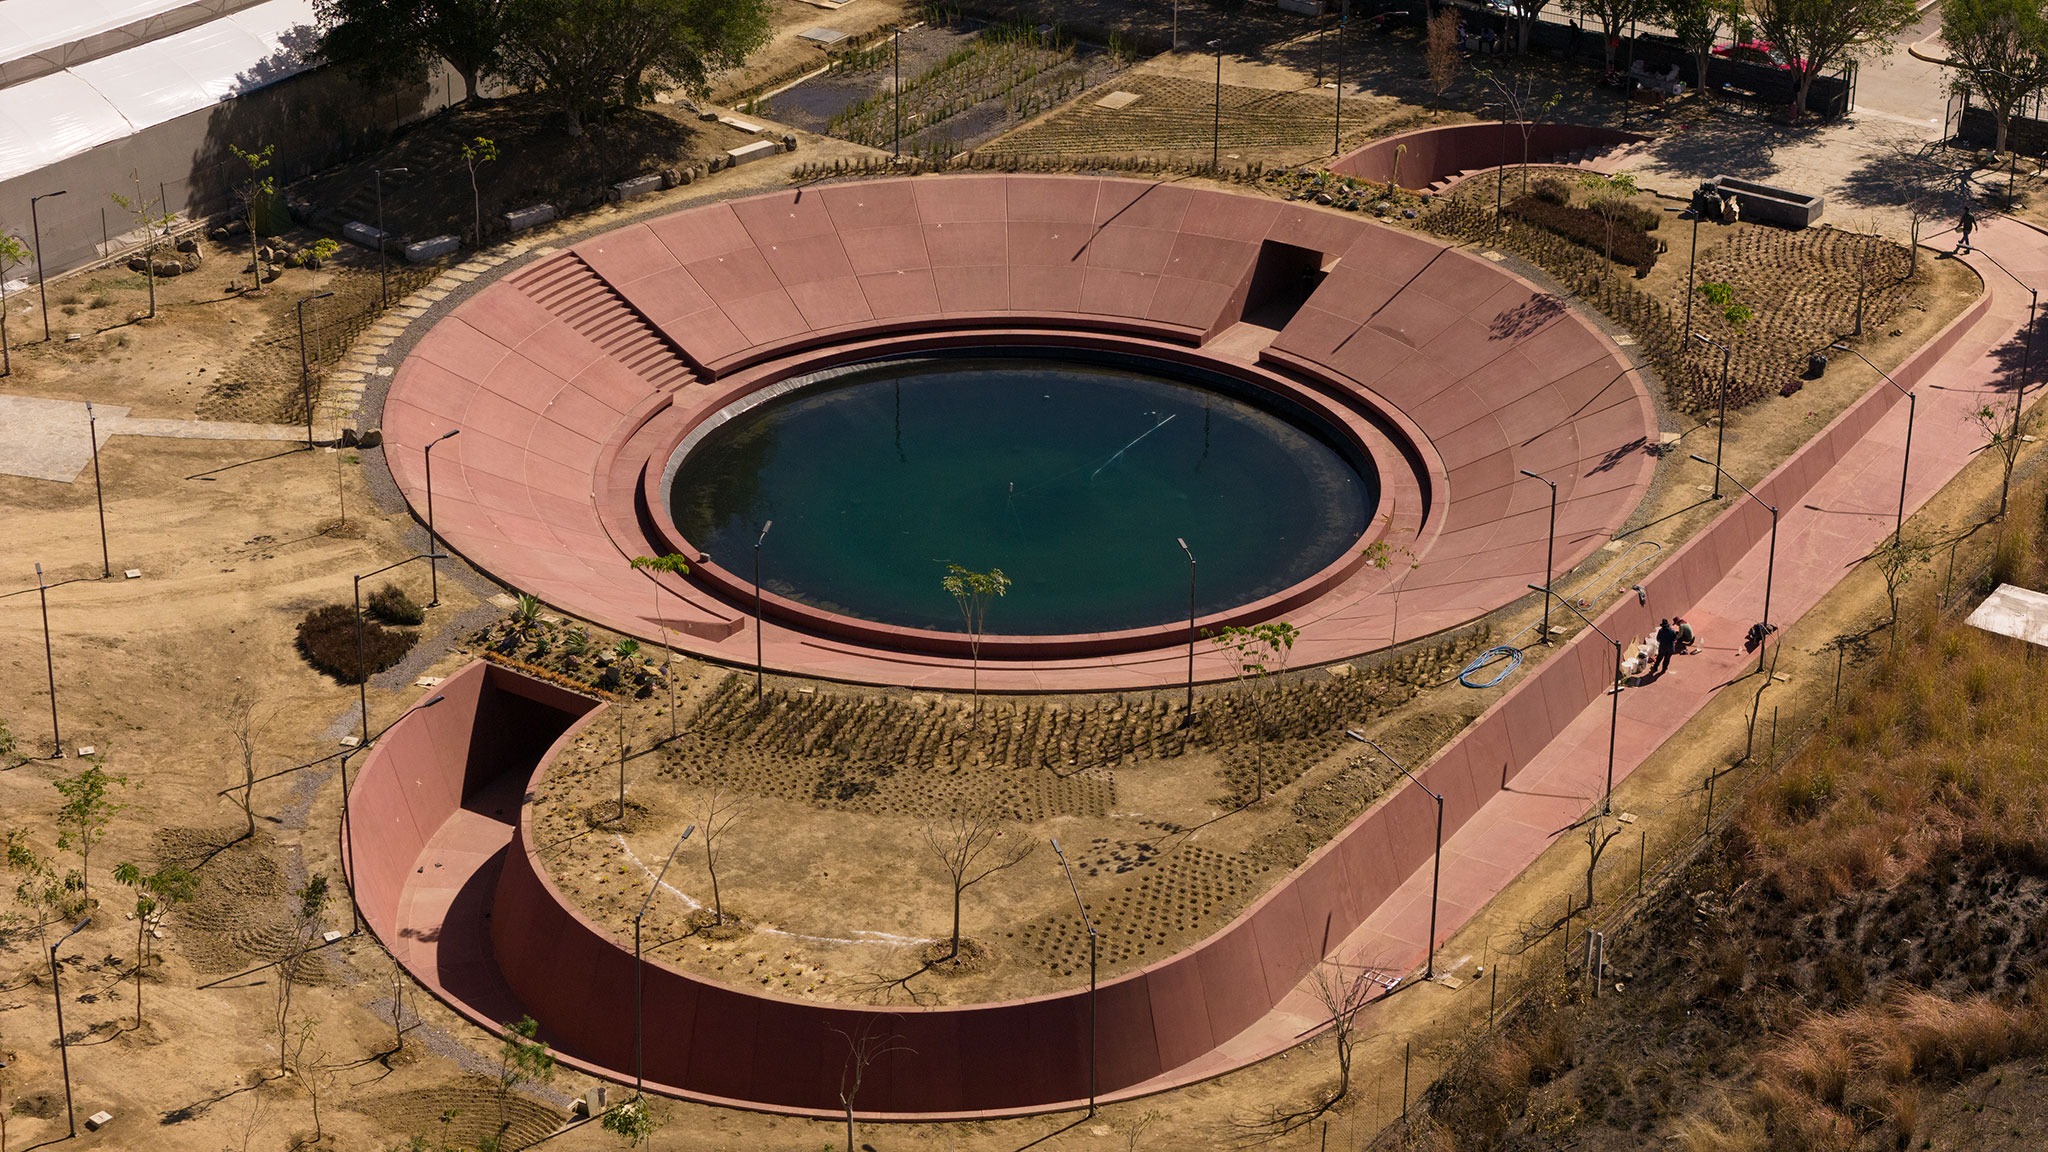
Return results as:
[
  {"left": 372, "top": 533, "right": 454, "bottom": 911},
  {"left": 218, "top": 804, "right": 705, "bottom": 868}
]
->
[{"left": 358, "top": 173, "right": 1660, "bottom": 1116}]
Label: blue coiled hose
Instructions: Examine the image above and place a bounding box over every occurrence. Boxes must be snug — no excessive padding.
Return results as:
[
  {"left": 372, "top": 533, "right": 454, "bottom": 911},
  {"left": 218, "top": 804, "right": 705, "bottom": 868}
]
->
[{"left": 1458, "top": 645, "right": 1523, "bottom": 688}]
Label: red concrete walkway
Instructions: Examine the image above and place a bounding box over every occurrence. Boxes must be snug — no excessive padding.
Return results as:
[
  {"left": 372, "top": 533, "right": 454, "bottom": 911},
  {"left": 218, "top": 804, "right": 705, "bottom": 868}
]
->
[{"left": 1166, "top": 225, "right": 2033, "bottom": 1076}]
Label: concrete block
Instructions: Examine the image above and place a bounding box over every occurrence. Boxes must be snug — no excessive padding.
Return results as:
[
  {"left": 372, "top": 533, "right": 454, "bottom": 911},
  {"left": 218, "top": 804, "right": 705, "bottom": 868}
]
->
[
  {"left": 503, "top": 204, "right": 557, "bottom": 233},
  {"left": 718, "top": 115, "right": 766, "bottom": 134},
  {"left": 343, "top": 221, "right": 388, "bottom": 249},
  {"left": 612, "top": 174, "right": 664, "bottom": 201},
  {"left": 405, "top": 235, "right": 461, "bottom": 263},
  {"left": 726, "top": 140, "right": 781, "bottom": 166},
  {"left": 85, "top": 1111, "right": 113, "bottom": 1131}
]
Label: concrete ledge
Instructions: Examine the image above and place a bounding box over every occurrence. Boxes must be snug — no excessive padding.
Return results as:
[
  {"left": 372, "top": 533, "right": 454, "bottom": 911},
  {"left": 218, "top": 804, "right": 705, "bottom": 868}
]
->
[
  {"left": 611, "top": 174, "right": 665, "bottom": 202},
  {"left": 503, "top": 204, "right": 557, "bottom": 234},
  {"left": 1708, "top": 176, "right": 1824, "bottom": 229},
  {"left": 726, "top": 139, "right": 782, "bottom": 166},
  {"left": 342, "top": 221, "right": 389, "bottom": 249},
  {"left": 405, "top": 234, "right": 461, "bottom": 263}
]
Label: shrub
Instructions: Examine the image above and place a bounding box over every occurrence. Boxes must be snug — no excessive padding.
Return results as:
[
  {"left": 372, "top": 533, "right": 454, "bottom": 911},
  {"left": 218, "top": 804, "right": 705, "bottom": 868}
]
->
[
  {"left": 296, "top": 604, "right": 416, "bottom": 684},
  {"left": 367, "top": 583, "right": 425, "bottom": 626},
  {"left": 1504, "top": 195, "right": 1660, "bottom": 276},
  {"left": 1531, "top": 175, "right": 1573, "bottom": 206}
]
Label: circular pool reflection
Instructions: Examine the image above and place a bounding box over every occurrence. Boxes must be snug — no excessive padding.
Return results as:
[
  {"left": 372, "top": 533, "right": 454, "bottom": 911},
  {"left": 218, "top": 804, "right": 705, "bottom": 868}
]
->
[{"left": 668, "top": 354, "right": 1377, "bottom": 636}]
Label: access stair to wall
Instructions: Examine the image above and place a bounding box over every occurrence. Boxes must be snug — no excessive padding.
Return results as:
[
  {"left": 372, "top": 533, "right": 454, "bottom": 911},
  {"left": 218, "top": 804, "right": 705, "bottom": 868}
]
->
[{"left": 506, "top": 253, "right": 698, "bottom": 390}]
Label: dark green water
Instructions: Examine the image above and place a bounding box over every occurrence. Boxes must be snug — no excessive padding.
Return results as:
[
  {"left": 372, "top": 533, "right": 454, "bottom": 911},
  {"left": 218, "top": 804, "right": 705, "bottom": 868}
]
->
[{"left": 668, "top": 355, "right": 1376, "bottom": 635}]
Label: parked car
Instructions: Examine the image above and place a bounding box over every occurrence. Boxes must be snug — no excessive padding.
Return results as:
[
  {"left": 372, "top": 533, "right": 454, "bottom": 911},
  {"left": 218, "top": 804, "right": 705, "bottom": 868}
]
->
[{"left": 1713, "top": 39, "right": 1806, "bottom": 72}]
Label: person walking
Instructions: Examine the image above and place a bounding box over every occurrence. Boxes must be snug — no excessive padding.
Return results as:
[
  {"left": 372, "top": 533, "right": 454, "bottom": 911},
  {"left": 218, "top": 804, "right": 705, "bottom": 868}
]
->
[
  {"left": 1959, "top": 207, "right": 1977, "bottom": 254},
  {"left": 1654, "top": 618, "right": 1678, "bottom": 675}
]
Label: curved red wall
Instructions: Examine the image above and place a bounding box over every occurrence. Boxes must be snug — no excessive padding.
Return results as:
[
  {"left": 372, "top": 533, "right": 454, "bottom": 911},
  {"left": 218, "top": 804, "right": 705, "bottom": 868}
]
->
[{"left": 1331, "top": 121, "right": 1648, "bottom": 189}]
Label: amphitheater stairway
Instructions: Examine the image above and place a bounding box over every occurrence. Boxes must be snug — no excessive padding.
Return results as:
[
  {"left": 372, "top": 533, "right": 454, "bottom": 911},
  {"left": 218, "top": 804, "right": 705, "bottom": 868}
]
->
[{"left": 507, "top": 253, "right": 699, "bottom": 391}]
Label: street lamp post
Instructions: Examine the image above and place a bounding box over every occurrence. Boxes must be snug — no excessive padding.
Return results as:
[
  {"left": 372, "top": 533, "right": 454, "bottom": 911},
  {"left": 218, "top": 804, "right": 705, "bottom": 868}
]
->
[
  {"left": 754, "top": 521, "right": 773, "bottom": 702},
  {"left": 1525, "top": 586, "right": 1625, "bottom": 815},
  {"left": 1683, "top": 205, "right": 1702, "bottom": 338},
  {"left": 86, "top": 402, "right": 109, "bottom": 577},
  {"left": 894, "top": 26, "right": 904, "bottom": 159},
  {"left": 353, "top": 553, "right": 444, "bottom": 746},
  {"left": 374, "top": 168, "right": 409, "bottom": 309},
  {"left": 1691, "top": 455, "right": 1777, "bottom": 674},
  {"left": 634, "top": 825, "right": 696, "bottom": 1101},
  {"left": 423, "top": 429, "right": 460, "bottom": 606},
  {"left": 35, "top": 562, "right": 60, "bottom": 757},
  {"left": 1334, "top": 17, "right": 1346, "bottom": 155},
  {"left": 51, "top": 916, "right": 90, "bottom": 1138},
  {"left": 1210, "top": 40, "right": 1226, "bottom": 171},
  {"left": 1519, "top": 469, "right": 1557, "bottom": 643},
  {"left": 1692, "top": 332, "right": 1732, "bottom": 499},
  {"left": 1176, "top": 537, "right": 1197, "bottom": 726},
  {"left": 1831, "top": 342, "right": 1917, "bottom": 543},
  {"left": 296, "top": 291, "right": 336, "bottom": 450},
  {"left": 31, "top": 189, "right": 68, "bottom": 342},
  {"left": 1050, "top": 838, "right": 1098, "bottom": 1116},
  {"left": 1345, "top": 734, "right": 1442, "bottom": 979}
]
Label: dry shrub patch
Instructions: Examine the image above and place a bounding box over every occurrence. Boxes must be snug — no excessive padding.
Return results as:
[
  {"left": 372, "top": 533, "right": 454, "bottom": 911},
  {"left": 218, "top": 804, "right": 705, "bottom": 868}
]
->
[{"left": 295, "top": 604, "right": 416, "bottom": 684}]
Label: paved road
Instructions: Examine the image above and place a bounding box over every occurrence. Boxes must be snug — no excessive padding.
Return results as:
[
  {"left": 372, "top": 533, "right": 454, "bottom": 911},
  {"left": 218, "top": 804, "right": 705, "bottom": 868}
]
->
[{"left": 1856, "top": 3, "right": 1950, "bottom": 129}]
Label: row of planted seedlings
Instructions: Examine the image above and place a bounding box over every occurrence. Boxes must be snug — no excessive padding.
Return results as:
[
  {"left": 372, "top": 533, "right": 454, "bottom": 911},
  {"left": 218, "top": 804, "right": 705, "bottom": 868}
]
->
[{"left": 827, "top": 20, "right": 1081, "bottom": 149}]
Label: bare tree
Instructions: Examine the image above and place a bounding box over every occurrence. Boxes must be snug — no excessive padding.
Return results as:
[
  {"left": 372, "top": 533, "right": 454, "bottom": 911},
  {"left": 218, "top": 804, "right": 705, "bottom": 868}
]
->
[
  {"left": 291, "top": 1019, "right": 332, "bottom": 1145},
  {"left": 1584, "top": 815, "right": 1624, "bottom": 908},
  {"left": 921, "top": 812, "right": 1034, "bottom": 961},
  {"left": 1971, "top": 398, "right": 2037, "bottom": 517},
  {"left": 1480, "top": 70, "right": 1563, "bottom": 196},
  {"left": 1308, "top": 961, "right": 1376, "bottom": 1106},
  {"left": 1425, "top": 11, "right": 1462, "bottom": 116},
  {"left": 697, "top": 789, "right": 742, "bottom": 927},
  {"left": 276, "top": 875, "right": 330, "bottom": 1072},
  {"left": 1871, "top": 534, "right": 1931, "bottom": 648},
  {"left": 833, "top": 1017, "right": 909, "bottom": 1152},
  {"left": 231, "top": 698, "right": 262, "bottom": 842}
]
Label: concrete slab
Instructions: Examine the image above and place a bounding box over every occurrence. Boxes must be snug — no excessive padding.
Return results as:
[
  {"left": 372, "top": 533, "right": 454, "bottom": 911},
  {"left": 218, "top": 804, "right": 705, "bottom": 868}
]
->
[{"left": 1966, "top": 583, "right": 2048, "bottom": 648}]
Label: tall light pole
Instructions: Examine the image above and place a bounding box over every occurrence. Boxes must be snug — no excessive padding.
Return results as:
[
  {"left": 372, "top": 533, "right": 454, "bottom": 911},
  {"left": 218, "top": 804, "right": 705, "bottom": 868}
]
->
[
  {"left": 1832, "top": 342, "right": 1917, "bottom": 544},
  {"left": 296, "top": 291, "right": 335, "bottom": 450},
  {"left": 1210, "top": 40, "right": 1226, "bottom": 171},
  {"left": 634, "top": 824, "right": 695, "bottom": 1101},
  {"left": 1683, "top": 204, "right": 1702, "bottom": 338},
  {"left": 1526, "top": 586, "right": 1624, "bottom": 815},
  {"left": 754, "top": 520, "right": 773, "bottom": 703},
  {"left": 1050, "top": 838, "right": 1098, "bottom": 1116},
  {"left": 1692, "top": 332, "right": 1731, "bottom": 499},
  {"left": 51, "top": 916, "right": 90, "bottom": 1138},
  {"left": 1176, "top": 537, "right": 1197, "bottom": 726},
  {"left": 1334, "top": 16, "right": 1346, "bottom": 155},
  {"left": 35, "top": 562, "right": 61, "bottom": 758},
  {"left": 1345, "top": 734, "right": 1442, "bottom": 979},
  {"left": 30, "top": 189, "right": 67, "bottom": 342},
  {"left": 85, "top": 402, "right": 109, "bottom": 577},
  {"left": 353, "top": 553, "right": 443, "bottom": 746},
  {"left": 374, "top": 167, "right": 409, "bottom": 309},
  {"left": 893, "top": 26, "right": 904, "bottom": 160},
  {"left": 1519, "top": 468, "right": 1557, "bottom": 643},
  {"left": 423, "top": 429, "right": 460, "bottom": 605},
  {"left": 1691, "top": 455, "right": 1777, "bottom": 674}
]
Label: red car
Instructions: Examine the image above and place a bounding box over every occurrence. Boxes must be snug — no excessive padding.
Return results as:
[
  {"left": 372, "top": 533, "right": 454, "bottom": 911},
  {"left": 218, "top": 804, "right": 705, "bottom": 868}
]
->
[{"left": 1713, "top": 39, "right": 1806, "bottom": 72}]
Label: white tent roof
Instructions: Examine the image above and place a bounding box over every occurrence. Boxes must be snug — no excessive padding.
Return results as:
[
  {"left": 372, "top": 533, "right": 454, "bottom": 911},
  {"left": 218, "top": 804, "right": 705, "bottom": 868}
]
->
[
  {"left": 0, "top": 0, "right": 193, "bottom": 67},
  {"left": 0, "top": 0, "right": 316, "bottom": 183}
]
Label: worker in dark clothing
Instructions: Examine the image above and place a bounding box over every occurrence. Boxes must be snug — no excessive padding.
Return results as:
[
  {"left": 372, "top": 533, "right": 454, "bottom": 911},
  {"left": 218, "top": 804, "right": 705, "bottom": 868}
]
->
[{"left": 1654, "top": 618, "right": 1678, "bottom": 675}]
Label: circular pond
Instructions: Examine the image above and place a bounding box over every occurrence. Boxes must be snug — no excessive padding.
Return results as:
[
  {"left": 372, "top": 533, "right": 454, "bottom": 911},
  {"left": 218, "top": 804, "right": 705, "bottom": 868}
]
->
[{"left": 666, "top": 353, "right": 1378, "bottom": 636}]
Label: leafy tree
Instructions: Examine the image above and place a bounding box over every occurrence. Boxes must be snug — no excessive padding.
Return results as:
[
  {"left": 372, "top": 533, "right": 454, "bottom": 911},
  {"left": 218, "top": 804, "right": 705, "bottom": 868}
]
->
[
  {"left": 1748, "top": 0, "right": 1919, "bottom": 121},
  {"left": 1580, "top": 171, "right": 1642, "bottom": 278},
  {"left": 1940, "top": 0, "right": 2048, "bottom": 155},
  {"left": 0, "top": 232, "right": 28, "bottom": 377},
  {"left": 111, "top": 861, "right": 197, "bottom": 1027},
  {"left": 229, "top": 144, "right": 276, "bottom": 294},
  {"left": 499, "top": 0, "right": 772, "bottom": 135},
  {"left": 1570, "top": 0, "right": 1652, "bottom": 76},
  {"left": 4, "top": 830, "right": 66, "bottom": 946},
  {"left": 54, "top": 760, "right": 128, "bottom": 911},
  {"left": 1660, "top": 0, "right": 1742, "bottom": 95},
  {"left": 494, "top": 1015, "right": 556, "bottom": 1137},
  {"left": 921, "top": 812, "right": 1032, "bottom": 962},
  {"left": 1206, "top": 622, "right": 1301, "bottom": 681},
  {"left": 940, "top": 563, "right": 1010, "bottom": 727},
  {"left": 1510, "top": 0, "right": 1563, "bottom": 53},
  {"left": 315, "top": 0, "right": 510, "bottom": 103},
  {"left": 1870, "top": 534, "right": 1931, "bottom": 647},
  {"left": 461, "top": 136, "right": 499, "bottom": 246},
  {"left": 601, "top": 1094, "right": 659, "bottom": 1147}
]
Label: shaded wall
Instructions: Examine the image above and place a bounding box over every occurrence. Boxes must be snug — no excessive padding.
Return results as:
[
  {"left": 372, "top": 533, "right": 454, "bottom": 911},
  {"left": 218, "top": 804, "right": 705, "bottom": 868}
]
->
[{"left": 1330, "top": 121, "right": 1648, "bottom": 190}]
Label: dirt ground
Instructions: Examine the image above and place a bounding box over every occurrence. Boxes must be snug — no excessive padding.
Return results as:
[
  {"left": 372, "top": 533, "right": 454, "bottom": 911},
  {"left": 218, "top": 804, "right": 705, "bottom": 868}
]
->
[{"left": 0, "top": 23, "right": 2013, "bottom": 1152}]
